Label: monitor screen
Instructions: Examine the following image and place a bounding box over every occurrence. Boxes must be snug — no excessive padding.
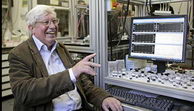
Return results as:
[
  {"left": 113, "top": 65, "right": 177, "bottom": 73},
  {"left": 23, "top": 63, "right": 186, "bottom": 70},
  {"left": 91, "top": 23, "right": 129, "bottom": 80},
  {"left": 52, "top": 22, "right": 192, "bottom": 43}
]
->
[{"left": 129, "top": 15, "right": 188, "bottom": 63}]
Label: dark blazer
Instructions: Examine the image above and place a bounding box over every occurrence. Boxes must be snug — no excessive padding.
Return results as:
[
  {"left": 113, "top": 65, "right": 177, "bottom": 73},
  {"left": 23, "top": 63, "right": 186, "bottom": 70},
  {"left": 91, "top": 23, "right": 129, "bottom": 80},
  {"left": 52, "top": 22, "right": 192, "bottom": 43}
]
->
[{"left": 8, "top": 37, "right": 111, "bottom": 111}]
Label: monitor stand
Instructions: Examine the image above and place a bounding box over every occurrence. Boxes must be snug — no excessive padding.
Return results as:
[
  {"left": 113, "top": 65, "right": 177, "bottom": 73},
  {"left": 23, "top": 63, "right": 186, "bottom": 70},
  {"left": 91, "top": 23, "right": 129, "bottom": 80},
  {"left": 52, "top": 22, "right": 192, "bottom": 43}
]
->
[{"left": 153, "top": 61, "right": 167, "bottom": 73}]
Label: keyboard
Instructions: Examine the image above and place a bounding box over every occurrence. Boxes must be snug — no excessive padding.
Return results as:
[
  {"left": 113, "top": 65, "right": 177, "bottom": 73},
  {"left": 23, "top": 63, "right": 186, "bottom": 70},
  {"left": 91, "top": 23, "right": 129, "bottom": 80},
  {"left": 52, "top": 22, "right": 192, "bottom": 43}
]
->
[{"left": 107, "top": 87, "right": 174, "bottom": 111}]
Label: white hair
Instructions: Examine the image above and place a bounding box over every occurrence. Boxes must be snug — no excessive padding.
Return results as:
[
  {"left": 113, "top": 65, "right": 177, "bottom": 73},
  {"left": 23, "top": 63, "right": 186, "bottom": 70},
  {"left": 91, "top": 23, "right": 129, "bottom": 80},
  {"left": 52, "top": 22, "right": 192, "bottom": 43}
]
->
[{"left": 26, "top": 5, "right": 56, "bottom": 26}]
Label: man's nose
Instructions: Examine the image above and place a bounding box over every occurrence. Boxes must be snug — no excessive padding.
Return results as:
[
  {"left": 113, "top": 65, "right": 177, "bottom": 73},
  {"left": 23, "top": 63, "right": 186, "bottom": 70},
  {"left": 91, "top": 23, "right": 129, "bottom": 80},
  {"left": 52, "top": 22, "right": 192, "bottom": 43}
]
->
[{"left": 49, "top": 21, "right": 57, "bottom": 28}]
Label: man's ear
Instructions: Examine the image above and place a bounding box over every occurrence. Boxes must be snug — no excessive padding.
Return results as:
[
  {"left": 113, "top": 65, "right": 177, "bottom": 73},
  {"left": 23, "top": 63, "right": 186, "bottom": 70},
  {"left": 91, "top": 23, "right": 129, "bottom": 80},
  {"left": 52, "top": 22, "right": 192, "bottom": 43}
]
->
[{"left": 28, "top": 25, "right": 34, "bottom": 35}]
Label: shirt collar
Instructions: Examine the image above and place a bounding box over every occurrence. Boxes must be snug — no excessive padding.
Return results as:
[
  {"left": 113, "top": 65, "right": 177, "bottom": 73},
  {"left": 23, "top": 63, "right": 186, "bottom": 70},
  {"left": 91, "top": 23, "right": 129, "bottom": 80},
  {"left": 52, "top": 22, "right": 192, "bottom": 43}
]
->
[{"left": 32, "top": 35, "right": 57, "bottom": 52}]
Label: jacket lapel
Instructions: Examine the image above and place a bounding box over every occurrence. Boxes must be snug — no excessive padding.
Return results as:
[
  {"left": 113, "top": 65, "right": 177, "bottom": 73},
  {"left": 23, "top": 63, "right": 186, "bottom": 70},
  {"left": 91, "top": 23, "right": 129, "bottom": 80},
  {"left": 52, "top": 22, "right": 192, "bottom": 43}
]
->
[
  {"left": 56, "top": 44, "right": 88, "bottom": 103},
  {"left": 56, "top": 44, "right": 72, "bottom": 68},
  {"left": 27, "top": 37, "right": 49, "bottom": 77},
  {"left": 27, "top": 38, "right": 88, "bottom": 104}
]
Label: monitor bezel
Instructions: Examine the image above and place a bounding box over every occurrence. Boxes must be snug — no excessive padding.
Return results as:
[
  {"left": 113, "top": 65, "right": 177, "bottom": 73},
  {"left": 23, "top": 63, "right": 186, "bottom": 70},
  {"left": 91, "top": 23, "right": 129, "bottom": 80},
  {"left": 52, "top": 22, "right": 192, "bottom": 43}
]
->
[{"left": 128, "top": 15, "right": 188, "bottom": 63}]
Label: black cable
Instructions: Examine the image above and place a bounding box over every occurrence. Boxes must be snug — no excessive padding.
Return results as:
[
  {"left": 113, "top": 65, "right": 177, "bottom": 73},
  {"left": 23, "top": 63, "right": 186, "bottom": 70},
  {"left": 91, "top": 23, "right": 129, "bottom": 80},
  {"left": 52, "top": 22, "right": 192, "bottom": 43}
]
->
[
  {"left": 116, "top": 0, "right": 130, "bottom": 46},
  {"left": 108, "top": 0, "right": 131, "bottom": 60},
  {"left": 146, "top": 0, "right": 150, "bottom": 15},
  {"left": 122, "top": 0, "right": 130, "bottom": 35},
  {"left": 149, "top": 0, "right": 152, "bottom": 15},
  {"left": 146, "top": 0, "right": 152, "bottom": 15}
]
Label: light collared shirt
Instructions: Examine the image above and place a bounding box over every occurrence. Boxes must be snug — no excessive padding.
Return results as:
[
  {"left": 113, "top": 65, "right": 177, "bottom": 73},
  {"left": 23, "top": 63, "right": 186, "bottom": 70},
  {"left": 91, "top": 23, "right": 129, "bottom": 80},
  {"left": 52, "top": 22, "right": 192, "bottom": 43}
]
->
[{"left": 32, "top": 35, "right": 82, "bottom": 111}]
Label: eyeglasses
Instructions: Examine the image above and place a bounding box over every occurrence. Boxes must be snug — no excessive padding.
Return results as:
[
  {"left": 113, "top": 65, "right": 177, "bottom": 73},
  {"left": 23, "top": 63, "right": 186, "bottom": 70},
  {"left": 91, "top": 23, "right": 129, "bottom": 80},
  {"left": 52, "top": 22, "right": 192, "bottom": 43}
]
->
[{"left": 36, "top": 19, "right": 59, "bottom": 26}]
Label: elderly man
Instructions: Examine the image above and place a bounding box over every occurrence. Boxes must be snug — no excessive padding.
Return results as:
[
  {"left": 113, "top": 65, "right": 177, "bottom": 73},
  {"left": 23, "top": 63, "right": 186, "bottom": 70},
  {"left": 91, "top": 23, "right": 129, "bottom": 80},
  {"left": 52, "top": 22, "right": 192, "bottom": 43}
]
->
[{"left": 8, "top": 5, "right": 123, "bottom": 111}]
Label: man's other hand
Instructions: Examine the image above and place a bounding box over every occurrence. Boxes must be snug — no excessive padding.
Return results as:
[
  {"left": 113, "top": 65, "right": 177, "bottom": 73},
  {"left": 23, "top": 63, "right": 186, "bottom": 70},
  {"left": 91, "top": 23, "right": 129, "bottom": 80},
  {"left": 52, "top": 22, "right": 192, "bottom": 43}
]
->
[
  {"left": 102, "top": 97, "right": 123, "bottom": 111},
  {"left": 72, "top": 53, "right": 101, "bottom": 78}
]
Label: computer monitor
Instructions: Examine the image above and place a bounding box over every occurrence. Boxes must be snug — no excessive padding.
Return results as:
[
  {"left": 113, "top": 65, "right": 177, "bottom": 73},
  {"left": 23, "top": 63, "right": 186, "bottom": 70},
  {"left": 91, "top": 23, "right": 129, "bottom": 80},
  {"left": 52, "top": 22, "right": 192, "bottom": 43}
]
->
[{"left": 128, "top": 15, "right": 188, "bottom": 73}]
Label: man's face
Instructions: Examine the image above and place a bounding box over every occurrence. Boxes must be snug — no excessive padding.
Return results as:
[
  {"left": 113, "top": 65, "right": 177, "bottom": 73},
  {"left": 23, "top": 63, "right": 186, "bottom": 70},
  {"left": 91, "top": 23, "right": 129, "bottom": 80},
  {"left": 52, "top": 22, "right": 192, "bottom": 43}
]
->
[{"left": 30, "top": 14, "right": 59, "bottom": 48}]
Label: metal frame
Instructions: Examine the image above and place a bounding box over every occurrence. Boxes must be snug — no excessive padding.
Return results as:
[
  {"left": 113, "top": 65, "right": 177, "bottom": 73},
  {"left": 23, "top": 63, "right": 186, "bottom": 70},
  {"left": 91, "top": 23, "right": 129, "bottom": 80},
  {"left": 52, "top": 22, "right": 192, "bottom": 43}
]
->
[
  {"left": 98, "top": 0, "right": 108, "bottom": 88},
  {"left": 98, "top": 0, "right": 194, "bottom": 104}
]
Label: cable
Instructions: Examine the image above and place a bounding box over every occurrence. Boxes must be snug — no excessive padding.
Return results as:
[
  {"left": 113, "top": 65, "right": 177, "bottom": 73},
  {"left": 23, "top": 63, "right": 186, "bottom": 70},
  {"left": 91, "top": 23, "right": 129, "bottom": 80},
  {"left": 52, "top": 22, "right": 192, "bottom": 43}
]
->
[
  {"left": 178, "top": 2, "right": 183, "bottom": 14},
  {"left": 122, "top": 0, "right": 130, "bottom": 35},
  {"left": 149, "top": 0, "right": 152, "bottom": 14},
  {"left": 146, "top": 0, "right": 150, "bottom": 15},
  {"left": 108, "top": 0, "right": 131, "bottom": 60},
  {"left": 116, "top": 0, "right": 130, "bottom": 47}
]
